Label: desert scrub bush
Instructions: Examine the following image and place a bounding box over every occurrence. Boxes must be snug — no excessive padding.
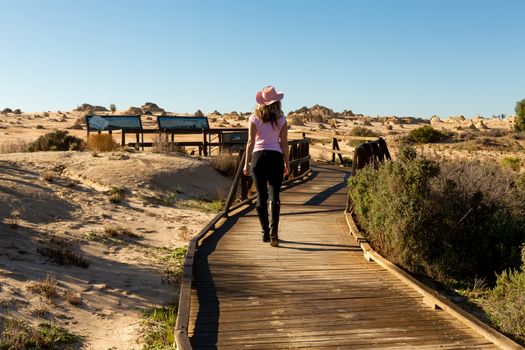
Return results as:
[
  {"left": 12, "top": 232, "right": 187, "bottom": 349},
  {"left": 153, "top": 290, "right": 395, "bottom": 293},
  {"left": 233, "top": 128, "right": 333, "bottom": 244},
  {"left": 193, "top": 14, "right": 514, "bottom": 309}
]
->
[
  {"left": 210, "top": 154, "right": 238, "bottom": 177},
  {"left": 514, "top": 98, "right": 525, "bottom": 132},
  {"left": 348, "top": 127, "right": 379, "bottom": 147},
  {"left": 408, "top": 126, "right": 444, "bottom": 143},
  {"left": 348, "top": 146, "right": 525, "bottom": 283},
  {"left": 484, "top": 246, "right": 525, "bottom": 343},
  {"left": 87, "top": 133, "right": 118, "bottom": 152},
  {"left": 501, "top": 156, "right": 521, "bottom": 172},
  {"left": 0, "top": 317, "right": 79, "bottom": 349},
  {"left": 140, "top": 305, "right": 177, "bottom": 349},
  {"left": 350, "top": 126, "right": 378, "bottom": 137},
  {"left": 28, "top": 130, "right": 84, "bottom": 151}
]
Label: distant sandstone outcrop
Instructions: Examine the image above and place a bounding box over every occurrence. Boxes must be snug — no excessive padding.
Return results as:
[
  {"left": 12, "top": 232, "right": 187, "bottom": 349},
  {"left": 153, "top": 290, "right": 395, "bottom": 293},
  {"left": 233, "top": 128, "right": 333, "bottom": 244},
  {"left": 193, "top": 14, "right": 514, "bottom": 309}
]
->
[
  {"left": 141, "top": 102, "right": 165, "bottom": 114},
  {"left": 124, "top": 107, "right": 143, "bottom": 115},
  {"left": 74, "top": 103, "right": 108, "bottom": 113}
]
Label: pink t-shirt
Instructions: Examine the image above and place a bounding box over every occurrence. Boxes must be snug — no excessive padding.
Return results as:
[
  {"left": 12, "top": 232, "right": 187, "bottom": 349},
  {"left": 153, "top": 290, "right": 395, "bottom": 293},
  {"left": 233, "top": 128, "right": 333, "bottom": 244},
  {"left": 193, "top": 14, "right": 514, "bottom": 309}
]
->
[{"left": 249, "top": 114, "right": 286, "bottom": 153}]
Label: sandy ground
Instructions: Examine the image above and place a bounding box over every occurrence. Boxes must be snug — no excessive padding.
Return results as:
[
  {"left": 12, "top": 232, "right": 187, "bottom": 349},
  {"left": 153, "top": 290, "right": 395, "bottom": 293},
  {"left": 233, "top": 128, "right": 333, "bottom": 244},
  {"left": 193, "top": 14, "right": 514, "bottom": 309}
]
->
[
  {"left": 0, "top": 108, "right": 523, "bottom": 349},
  {"left": 0, "top": 142, "right": 230, "bottom": 349}
]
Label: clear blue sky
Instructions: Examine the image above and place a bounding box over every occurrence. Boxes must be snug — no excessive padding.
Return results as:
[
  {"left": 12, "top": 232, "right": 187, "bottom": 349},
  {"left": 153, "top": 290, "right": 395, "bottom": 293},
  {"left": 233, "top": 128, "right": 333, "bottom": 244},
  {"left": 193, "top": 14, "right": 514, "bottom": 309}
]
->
[{"left": 1, "top": 0, "right": 523, "bottom": 118}]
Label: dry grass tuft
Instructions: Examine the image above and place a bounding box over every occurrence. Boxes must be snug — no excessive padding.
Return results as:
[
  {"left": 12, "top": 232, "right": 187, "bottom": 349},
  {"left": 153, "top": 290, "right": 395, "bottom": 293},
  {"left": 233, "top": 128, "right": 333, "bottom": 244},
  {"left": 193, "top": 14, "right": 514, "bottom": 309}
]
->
[
  {"left": 27, "top": 275, "right": 59, "bottom": 299},
  {"left": 152, "top": 134, "right": 187, "bottom": 154},
  {"left": 63, "top": 290, "right": 82, "bottom": 306},
  {"left": 210, "top": 154, "right": 238, "bottom": 177},
  {"left": 41, "top": 170, "right": 54, "bottom": 182},
  {"left": 5, "top": 210, "right": 21, "bottom": 229},
  {"left": 108, "top": 186, "right": 125, "bottom": 203},
  {"left": 37, "top": 237, "right": 90, "bottom": 268},
  {"left": 87, "top": 133, "right": 118, "bottom": 152},
  {"left": 0, "top": 139, "right": 29, "bottom": 153},
  {"left": 103, "top": 225, "right": 138, "bottom": 239}
]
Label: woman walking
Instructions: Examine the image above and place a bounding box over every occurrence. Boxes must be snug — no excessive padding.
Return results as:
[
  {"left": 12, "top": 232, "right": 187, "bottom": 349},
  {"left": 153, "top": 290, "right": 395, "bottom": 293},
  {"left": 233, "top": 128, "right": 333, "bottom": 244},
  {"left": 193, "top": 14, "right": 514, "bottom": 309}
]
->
[{"left": 243, "top": 86, "right": 290, "bottom": 247}]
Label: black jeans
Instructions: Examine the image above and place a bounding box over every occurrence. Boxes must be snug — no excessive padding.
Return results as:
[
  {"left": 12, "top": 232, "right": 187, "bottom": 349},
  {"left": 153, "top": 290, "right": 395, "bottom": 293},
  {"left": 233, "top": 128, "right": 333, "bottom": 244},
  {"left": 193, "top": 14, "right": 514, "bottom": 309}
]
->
[{"left": 251, "top": 150, "right": 284, "bottom": 207}]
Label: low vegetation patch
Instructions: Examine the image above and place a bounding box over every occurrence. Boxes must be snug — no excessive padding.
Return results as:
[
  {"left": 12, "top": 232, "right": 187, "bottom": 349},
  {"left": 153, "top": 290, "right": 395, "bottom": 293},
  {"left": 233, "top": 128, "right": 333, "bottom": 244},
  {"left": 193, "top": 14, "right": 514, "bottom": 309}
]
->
[
  {"left": 154, "top": 191, "right": 223, "bottom": 213},
  {"left": 140, "top": 305, "right": 178, "bottom": 350},
  {"left": 159, "top": 247, "right": 187, "bottom": 284},
  {"left": 408, "top": 126, "right": 444, "bottom": 143},
  {"left": 28, "top": 130, "right": 84, "bottom": 151},
  {"left": 84, "top": 225, "right": 138, "bottom": 245},
  {"left": 0, "top": 316, "right": 79, "bottom": 350},
  {"left": 103, "top": 225, "right": 138, "bottom": 239}
]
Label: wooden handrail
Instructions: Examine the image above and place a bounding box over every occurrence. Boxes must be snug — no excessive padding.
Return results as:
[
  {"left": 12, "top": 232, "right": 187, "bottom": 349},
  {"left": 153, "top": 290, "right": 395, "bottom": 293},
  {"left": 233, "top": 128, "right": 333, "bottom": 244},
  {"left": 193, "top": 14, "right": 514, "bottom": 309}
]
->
[{"left": 174, "top": 138, "right": 311, "bottom": 349}]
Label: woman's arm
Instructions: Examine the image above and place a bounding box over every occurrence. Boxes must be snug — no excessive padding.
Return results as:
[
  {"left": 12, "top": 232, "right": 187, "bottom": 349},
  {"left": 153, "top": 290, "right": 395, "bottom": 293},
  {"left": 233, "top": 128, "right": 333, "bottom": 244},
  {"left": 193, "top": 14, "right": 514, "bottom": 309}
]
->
[
  {"left": 243, "top": 121, "right": 256, "bottom": 176},
  {"left": 279, "top": 122, "right": 290, "bottom": 176}
]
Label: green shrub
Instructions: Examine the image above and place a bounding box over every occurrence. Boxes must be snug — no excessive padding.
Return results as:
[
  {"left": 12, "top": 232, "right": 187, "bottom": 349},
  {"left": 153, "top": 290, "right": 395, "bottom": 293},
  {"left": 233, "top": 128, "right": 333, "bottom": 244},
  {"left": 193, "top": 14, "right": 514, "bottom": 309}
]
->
[
  {"left": 514, "top": 98, "right": 525, "bottom": 132},
  {"left": 408, "top": 126, "right": 444, "bottom": 143},
  {"left": 484, "top": 246, "right": 525, "bottom": 343},
  {"left": 28, "top": 130, "right": 84, "bottom": 151},
  {"left": 350, "top": 126, "right": 378, "bottom": 137},
  {"left": 501, "top": 156, "right": 521, "bottom": 171},
  {"left": 348, "top": 146, "right": 525, "bottom": 283}
]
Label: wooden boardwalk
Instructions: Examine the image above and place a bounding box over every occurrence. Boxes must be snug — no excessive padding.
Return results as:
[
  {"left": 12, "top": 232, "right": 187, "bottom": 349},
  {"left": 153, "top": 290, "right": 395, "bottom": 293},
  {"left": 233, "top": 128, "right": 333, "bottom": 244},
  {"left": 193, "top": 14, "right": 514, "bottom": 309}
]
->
[{"left": 188, "top": 164, "right": 499, "bottom": 349}]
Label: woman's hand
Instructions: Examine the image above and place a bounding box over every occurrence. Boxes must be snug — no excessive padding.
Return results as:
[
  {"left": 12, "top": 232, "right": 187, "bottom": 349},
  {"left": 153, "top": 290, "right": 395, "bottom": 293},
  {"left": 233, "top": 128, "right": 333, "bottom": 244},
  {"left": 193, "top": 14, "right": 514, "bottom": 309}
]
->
[
  {"left": 243, "top": 166, "right": 250, "bottom": 176},
  {"left": 284, "top": 162, "right": 290, "bottom": 176}
]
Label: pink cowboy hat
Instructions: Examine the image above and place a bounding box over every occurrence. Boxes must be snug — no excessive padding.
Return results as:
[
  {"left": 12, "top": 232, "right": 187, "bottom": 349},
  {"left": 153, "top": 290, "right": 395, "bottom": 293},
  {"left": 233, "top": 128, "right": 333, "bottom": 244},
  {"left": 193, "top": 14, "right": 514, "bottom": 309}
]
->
[{"left": 256, "top": 85, "right": 284, "bottom": 106}]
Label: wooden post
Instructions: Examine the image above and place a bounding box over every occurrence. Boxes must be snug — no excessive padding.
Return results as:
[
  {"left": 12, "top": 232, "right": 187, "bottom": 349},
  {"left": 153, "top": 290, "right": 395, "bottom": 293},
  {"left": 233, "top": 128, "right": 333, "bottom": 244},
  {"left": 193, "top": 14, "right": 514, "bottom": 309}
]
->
[
  {"left": 331, "top": 138, "right": 336, "bottom": 163},
  {"left": 218, "top": 132, "right": 223, "bottom": 155},
  {"left": 135, "top": 132, "right": 140, "bottom": 150},
  {"left": 121, "top": 131, "right": 125, "bottom": 146},
  {"left": 223, "top": 151, "right": 245, "bottom": 216},
  {"left": 202, "top": 130, "right": 208, "bottom": 156},
  {"left": 334, "top": 138, "right": 344, "bottom": 164}
]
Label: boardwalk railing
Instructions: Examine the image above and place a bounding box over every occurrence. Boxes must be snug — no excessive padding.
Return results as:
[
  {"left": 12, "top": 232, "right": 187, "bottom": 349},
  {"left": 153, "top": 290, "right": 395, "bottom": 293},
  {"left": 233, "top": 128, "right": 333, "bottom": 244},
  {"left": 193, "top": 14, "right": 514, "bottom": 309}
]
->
[
  {"left": 174, "top": 138, "right": 311, "bottom": 349},
  {"left": 288, "top": 130, "right": 385, "bottom": 166}
]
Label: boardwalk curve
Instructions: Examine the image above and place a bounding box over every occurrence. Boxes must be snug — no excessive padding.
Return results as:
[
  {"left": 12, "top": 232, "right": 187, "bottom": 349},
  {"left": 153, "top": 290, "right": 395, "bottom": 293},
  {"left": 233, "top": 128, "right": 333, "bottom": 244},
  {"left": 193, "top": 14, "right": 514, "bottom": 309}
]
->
[{"left": 187, "top": 163, "right": 505, "bottom": 349}]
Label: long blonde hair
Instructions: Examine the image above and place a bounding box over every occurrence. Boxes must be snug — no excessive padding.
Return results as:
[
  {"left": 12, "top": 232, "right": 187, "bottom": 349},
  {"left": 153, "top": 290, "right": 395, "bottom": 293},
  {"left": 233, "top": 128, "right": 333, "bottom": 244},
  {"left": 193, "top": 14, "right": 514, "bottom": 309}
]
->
[{"left": 255, "top": 101, "right": 283, "bottom": 129}]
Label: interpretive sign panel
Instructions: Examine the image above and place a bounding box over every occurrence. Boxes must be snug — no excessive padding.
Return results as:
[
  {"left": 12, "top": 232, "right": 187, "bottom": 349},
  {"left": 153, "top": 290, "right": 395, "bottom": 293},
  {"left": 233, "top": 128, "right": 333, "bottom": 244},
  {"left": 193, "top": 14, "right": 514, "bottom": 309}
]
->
[
  {"left": 86, "top": 115, "right": 142, "bottom": 131},
  {"left": 157, "top": 116, "right": 209, "bottom": 131}
]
